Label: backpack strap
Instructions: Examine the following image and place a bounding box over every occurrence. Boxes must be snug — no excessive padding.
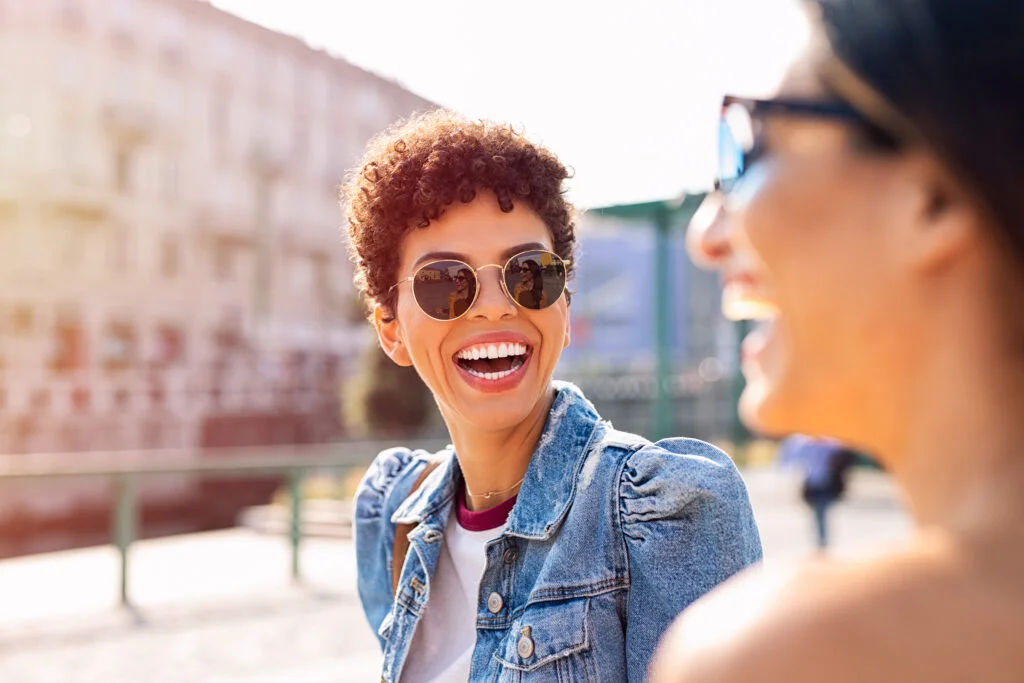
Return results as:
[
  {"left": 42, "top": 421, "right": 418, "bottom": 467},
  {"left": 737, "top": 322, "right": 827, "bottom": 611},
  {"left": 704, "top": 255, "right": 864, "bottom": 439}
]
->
[{"left": 391, "top": 459, "right": 442, "bottom": 596}]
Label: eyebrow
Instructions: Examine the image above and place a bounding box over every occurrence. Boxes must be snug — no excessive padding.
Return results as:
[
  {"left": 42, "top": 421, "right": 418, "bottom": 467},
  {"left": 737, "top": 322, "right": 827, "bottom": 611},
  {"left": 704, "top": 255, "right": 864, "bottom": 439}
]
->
[{"left": 411, "top": 242, "right": 549, "bottom": 270}]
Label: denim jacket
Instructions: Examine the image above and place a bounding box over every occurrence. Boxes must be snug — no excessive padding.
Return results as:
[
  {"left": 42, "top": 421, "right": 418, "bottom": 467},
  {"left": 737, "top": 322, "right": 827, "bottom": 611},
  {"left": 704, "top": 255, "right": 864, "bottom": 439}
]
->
[{"left": 354, "top": 382, "right": 762, "bottom": 682}]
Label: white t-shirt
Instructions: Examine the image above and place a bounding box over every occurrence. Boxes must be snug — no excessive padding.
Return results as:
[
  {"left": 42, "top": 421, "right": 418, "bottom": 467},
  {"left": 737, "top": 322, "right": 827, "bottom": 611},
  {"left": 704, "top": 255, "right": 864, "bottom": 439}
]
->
[{"left": 400, "top": 510, "right": 506, "bottom": 683}]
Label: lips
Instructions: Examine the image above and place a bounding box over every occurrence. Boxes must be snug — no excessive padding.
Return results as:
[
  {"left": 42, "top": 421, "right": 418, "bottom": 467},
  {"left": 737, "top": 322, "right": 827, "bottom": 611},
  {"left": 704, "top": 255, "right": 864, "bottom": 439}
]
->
[
  {"left": 722, "top": 271, "right": 778, "bottom": 322},
  {"left": 452, "top": 334, "right": 534, "bottom": 393}
]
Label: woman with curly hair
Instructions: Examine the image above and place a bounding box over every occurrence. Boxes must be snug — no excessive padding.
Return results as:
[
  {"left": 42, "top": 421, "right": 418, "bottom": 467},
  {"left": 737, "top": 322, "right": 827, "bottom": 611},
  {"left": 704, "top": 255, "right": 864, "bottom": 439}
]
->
[{"left": 345, "top": 109, "right": 762, "bottom": 682}]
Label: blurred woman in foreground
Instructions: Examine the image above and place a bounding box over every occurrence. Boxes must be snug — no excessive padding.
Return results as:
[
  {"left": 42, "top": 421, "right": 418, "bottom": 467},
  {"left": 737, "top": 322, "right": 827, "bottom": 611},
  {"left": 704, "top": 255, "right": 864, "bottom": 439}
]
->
[{"left": 653, "top": 0, "right": 1024, "bottom": 681}]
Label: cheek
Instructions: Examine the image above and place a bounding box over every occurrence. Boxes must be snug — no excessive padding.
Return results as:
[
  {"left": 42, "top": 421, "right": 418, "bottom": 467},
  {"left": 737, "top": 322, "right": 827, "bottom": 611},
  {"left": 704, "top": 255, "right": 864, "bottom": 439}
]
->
[
  {"left": 535, "top": 305, "right": 570, "bottom": 359},
  {"left": 397, "top": 311, "right": 449, "bottom": 376},
  {"left": 743, "top": 165, "right": 899, "bottom": 388}
]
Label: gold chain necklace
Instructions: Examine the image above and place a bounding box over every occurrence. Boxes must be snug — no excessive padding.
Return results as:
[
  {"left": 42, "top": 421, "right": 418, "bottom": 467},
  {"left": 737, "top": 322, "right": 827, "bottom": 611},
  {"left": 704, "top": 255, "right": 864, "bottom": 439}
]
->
[{"left": 465, "top": 476, "right": 525, "bottom": 502}]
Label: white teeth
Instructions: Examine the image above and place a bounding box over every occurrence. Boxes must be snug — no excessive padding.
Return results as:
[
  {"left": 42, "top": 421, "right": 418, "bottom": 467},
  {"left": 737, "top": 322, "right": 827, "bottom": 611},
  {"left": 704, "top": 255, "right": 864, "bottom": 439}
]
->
[
  {"left": 463, "top": 357, "right": 525, "bottom": 381},
  {"left": 455, "top": 342, "right": 530, "bottom": 360}
]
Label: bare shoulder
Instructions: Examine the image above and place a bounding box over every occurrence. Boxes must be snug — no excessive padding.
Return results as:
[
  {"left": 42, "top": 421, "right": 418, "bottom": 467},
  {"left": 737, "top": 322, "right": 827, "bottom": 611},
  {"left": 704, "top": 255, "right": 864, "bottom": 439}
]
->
[{"left": 651, "top": 535, "right": 1024, "bottom": 683}]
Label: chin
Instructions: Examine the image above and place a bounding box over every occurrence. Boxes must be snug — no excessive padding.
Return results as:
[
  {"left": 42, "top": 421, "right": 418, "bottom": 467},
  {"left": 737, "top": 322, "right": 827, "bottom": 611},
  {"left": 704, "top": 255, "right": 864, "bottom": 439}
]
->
[
  {"left": 458, "top": 402, "right": 538, "bottom": 432},
  {"left": 739, "top": 379, "right": 798, "bottom": 439}
]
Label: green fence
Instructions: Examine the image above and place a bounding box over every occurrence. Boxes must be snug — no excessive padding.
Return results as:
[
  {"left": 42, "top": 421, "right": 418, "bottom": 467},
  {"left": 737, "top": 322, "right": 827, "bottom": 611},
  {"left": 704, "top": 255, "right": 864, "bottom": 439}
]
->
[{"left": 0, "top": 439, "right": 448, "bottom": 607}]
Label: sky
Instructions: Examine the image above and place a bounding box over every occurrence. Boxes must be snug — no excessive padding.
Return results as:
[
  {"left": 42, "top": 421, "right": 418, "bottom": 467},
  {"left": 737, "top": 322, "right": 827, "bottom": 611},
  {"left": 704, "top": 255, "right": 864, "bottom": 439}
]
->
[{"left": 210, "top": 0, "right": 809, "bottom": 208}]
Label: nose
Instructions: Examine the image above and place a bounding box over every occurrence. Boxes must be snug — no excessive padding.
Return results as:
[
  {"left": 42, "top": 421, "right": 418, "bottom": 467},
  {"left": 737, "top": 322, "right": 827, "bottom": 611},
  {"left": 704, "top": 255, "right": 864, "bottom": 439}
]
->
[
  {"left": 686, "top": 192, "right": 734, "bottom": 270},
  {"left": 468, "top": 265, "right": 516, "bottom": 321}
]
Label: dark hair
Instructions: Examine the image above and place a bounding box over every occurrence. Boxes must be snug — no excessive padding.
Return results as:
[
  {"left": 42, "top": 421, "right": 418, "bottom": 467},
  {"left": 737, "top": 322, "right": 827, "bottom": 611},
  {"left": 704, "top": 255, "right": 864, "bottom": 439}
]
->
[
  {"left": 518, "top": 259, "right": 540, "bottom": 293},
  {"left": 810, "top": 0, "right": 1024, "bottom": 264},
  {"left": 341, "top": 109, "right": 576, "bottom": 318},
  {"left": 456, "top": 267, "right": 476, "bottom": 300}
]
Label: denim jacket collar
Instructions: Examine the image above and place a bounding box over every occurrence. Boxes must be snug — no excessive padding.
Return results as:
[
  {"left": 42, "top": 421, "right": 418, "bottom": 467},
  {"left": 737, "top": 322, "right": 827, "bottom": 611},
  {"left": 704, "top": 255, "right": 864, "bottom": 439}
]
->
[{"left": 391, "top": 381, "right": 602, "bottom": 540}]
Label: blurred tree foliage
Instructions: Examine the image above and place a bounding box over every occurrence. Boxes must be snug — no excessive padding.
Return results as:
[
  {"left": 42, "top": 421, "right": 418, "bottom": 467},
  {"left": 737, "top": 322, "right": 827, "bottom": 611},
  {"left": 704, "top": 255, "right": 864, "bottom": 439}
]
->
[{"left": 344, "top": 343, "right": 434, "bottom": 437}]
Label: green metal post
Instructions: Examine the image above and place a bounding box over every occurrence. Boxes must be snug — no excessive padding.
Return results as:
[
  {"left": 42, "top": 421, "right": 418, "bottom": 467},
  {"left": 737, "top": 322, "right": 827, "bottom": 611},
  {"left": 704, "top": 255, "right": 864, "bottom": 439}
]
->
[
  {"left": 730, "top": 319, "right": 752, "bottom": 457},
  {"left": 288, "top": 468, "right": 303, "bottom": 582},
  {"left": 653, "top": 205, "right": 673, "bottom": 440},
  {"left": 112, "top": 474, "right": 137, "bottom": 607}
]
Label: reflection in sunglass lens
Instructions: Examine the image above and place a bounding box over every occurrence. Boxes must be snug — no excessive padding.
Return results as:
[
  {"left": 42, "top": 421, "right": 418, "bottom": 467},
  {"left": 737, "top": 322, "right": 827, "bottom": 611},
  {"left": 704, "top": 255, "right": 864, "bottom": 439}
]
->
[
  {"left": 718, "top": 102, "right": 757, "bottom": 194},
  {"left": 412, "top": 260, "right": 477, "bottom": 321},
  {"left": 718, "top": 119, "right": 743, "bottom": 192},
  {"left": 503, "top": 250, "right": 567, "bottom": 311}
]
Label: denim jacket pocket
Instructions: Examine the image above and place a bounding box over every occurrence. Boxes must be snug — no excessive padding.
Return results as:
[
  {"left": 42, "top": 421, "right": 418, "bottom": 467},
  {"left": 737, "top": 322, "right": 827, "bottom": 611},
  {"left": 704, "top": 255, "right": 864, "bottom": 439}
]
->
[{"left": 492, "top": 597, "right": 597, "bottom": 682}]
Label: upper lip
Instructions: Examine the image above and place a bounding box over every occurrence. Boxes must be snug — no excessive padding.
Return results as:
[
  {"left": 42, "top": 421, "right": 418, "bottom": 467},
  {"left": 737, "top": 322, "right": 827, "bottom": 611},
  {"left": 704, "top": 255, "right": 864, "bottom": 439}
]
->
[
  {"left": 723, "top": 271, "right": 759, "bottom": 288},
  {"left": 453, "top": 331, "right": 534, "bottom": 357}
]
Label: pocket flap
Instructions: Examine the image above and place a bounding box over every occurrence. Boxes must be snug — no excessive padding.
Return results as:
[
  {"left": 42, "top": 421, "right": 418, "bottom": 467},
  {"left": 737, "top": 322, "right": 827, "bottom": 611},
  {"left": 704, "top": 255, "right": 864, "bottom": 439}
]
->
[{"left": 493, "top": 598, "right": 590, "bottom": 673}]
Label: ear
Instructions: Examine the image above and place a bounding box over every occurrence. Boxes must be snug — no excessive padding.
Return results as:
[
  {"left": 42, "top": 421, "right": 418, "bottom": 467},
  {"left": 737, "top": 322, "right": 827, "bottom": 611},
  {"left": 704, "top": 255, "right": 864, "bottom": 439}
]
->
[
  {"left": 899, "top": 152, "right": 983, "bottom": 274},
  {"left": 373, "top": 304, "right": 413, "bottom": 367}
]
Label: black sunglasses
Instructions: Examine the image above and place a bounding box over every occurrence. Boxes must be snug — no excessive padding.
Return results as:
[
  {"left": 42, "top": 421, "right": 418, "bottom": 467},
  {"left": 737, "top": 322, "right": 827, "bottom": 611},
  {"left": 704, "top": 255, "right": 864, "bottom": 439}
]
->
[
  {"left": 391, "top": 249, "right": 570, "bottom": 322},
  {"left": 716, "top": 94, "right": 890, "bottom": 193}
]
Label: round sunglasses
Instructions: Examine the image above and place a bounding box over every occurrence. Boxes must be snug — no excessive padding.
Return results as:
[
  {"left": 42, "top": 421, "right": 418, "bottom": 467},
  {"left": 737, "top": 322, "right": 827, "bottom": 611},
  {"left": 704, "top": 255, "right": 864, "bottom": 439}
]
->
[{"left": 391, "top": 249, "right": 570, "bottom": 321}]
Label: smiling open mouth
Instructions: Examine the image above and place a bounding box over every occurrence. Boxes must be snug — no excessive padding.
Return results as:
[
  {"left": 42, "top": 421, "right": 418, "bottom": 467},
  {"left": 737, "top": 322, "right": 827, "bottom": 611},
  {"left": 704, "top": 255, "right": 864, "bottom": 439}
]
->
[{"left": 454, "top": 342, "right": 530, "bottom": 381}]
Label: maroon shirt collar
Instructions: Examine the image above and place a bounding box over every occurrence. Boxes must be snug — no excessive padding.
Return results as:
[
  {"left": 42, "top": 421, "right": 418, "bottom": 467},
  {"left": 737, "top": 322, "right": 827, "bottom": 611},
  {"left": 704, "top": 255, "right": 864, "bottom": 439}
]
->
[{"left": 455, "top": 487, "right": 517, "bottom": 532}]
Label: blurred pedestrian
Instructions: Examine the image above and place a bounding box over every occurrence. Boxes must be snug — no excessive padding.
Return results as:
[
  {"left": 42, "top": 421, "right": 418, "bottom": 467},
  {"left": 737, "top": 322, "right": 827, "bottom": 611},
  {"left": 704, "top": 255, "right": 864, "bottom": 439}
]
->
[
  {"left": 652, "top": 1, "right": 1024, "bottom": 681},
  {"left": 778, "top": 435, "right": 857, "bottom": 550}
]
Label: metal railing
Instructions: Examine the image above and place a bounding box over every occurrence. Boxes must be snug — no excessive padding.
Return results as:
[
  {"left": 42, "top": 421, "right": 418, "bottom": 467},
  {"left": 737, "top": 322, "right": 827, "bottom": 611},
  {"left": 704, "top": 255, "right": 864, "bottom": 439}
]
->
[{"left": 0, "top": 439, "right": 448, "bottom": 607}]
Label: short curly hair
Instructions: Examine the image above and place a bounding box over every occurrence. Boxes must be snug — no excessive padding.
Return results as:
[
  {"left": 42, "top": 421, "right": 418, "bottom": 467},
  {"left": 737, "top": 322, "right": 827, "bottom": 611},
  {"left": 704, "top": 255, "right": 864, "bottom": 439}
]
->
[{"left": 341, "top": 109, "right": 577, "bottom": 318}]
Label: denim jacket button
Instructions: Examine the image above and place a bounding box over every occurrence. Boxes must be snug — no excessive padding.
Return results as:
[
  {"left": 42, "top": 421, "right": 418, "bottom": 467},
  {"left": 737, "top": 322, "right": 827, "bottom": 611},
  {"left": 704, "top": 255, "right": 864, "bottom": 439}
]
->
[
  {"left": 487, "top": 592, "right": 504, "bottom": 613},
  {"left": 517, "top": 633, "right": 535, "bottom": 659},
  {"left": 502, "top": 547, "right": 518, "bottom": 564}
]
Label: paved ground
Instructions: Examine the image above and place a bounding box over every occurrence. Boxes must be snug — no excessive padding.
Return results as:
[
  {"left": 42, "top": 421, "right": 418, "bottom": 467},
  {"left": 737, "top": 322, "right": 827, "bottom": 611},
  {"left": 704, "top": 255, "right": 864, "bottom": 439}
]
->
[{"left": 0, "top": 467, "right": 911, "bottom": 682}]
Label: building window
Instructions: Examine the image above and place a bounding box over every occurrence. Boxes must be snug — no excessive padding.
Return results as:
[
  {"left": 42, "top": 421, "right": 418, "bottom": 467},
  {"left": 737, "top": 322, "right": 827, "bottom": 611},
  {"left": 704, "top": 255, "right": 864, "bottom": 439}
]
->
[
  {"left": 211, "top": 29, "right": 234, "bottom": 64},
  {"left": 102, "top": 321, "right": 136, "bottom": 371},
  {"left": 214, "top": 242, "right": 235, "bottom": 281},
  {"left": 114, "top": 387, "right": 131, "bottom": 408},
  {"left": 292, "top": 118, "right": 309, "bottom": 158},
  {"left": 111, "top": 0, "right": 135, "bottom": 36},
  {"left": 51, "top": 316, "right": 87, "bottom": 374},
  {"left": 356, "top": 85, "right": 382, "bottom": 122},
  {"left": 291, "top": 255, "right": 315, "bottom": 293},
  {"left": 31, "top": 389, "right": 51, "bottom": 412},
  {"left": 57, "top": 223, "right": 86, "bottom": 270},
  {"left": 160, "top": 81, "right": 185, "bottom": 125},
  {"left": 10, "top": 305, "right": 33, "bottom": 335},
  {"left": 110, "top": 62, "right": 137, "bottom": 105},
  {"left": 159, "top": 158, "right": 179, "bottom": 204},
  {"left": 114, "top": 148, "right": 134, "bottom": 193},
  {"left": 56, "top": 44, "right": 84, "bottom": 92},
  {"left": 158, "top": 6, "right": 186, "bottom": 62},
  {"left": 209, "top": 86, "right": 230, "bottom": 158},
  {"left": 58, "top": 128, "right": 87, "bottom": 181},
  {"left": 56, "top": 0, "right": 85, "bottom": 29},
  {"left": 110, "top": 224, "right": 131, "bottom": 272},
  {"left": 160, "top": 236, "right": 180, "bottom": 277},
  {"left": 71, "top": 387, "right": 91, "bottom": 412},
  {"left": 155, "top": 324, "right": 186, "bottom": 367}
]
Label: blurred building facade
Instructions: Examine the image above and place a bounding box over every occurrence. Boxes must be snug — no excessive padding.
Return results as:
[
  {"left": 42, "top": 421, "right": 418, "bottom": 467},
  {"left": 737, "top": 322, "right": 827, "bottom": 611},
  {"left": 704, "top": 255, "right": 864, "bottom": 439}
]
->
[
  {"left": 0, "top": 0, "right": 433, "bottom": 529},
  {"left": 556, "top": 211, "right": 738, "bottom": 441}
]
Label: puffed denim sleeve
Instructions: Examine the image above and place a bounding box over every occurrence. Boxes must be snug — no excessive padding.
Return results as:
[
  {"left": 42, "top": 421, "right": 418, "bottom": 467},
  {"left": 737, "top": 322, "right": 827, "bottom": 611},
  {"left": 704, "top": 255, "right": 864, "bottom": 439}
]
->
[
  {"left": 619, "top": 438, "right": 762, "bottom": 681},
  {"left": 353, "top": 447, "right": 432, "bottom": 647}
]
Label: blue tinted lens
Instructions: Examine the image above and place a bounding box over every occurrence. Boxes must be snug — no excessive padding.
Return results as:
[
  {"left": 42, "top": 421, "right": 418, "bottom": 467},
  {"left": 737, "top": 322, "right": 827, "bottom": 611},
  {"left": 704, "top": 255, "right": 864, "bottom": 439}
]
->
[{"left": 717, "top": 117, "right": 744, "bottom": 193}]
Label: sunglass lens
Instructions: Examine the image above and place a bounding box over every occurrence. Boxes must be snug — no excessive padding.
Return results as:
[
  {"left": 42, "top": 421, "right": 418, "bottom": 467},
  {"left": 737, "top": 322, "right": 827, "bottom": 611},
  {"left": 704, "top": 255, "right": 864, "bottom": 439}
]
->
[
  {"left": 504, "top": 251, "right": 566, "bottom": 310},
  {"left": 718, "top": 116, "right": 744, "bottom": 193},
  {"left": 412, "top": 260, "right": 476, "bottom": 321},
  {"left": 718, "top": 101, "right": 759, "bottom": 193}
]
